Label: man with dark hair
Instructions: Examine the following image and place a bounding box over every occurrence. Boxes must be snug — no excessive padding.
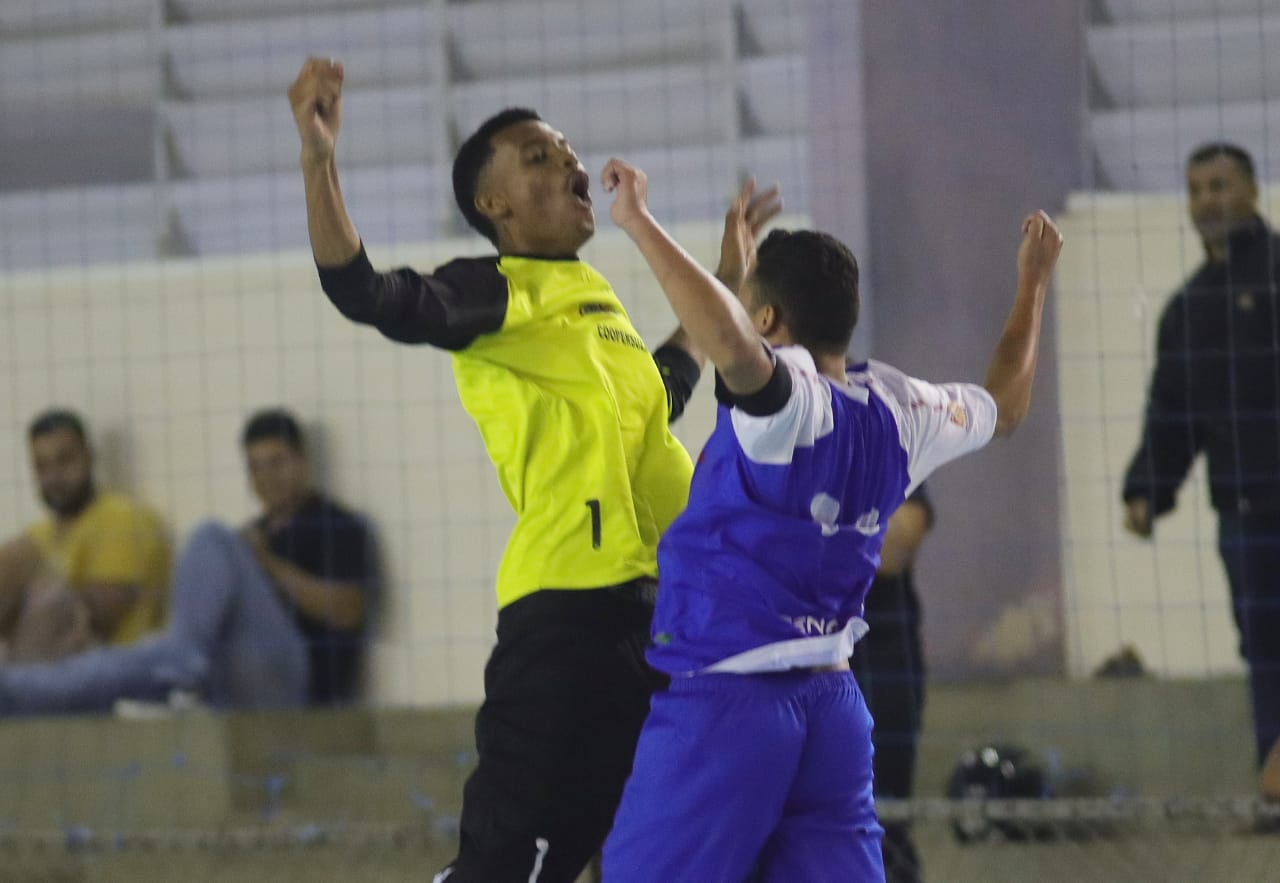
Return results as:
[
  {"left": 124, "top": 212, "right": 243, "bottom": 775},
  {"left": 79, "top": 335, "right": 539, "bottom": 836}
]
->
[
  {"left": 451, "top": 106, "right": 544, "bottom": 245},
  {"left": 237, "top": 408, "right": 374, "bottom": 706},
  {"left": 598, "top": 156, "right": 1061, "bottom": 881},
  {"left": 1187, "top": 141, "right": 1256, "bottom": 182},
  {"left": 287, "top": 58, "right": 779, "bottom": 883},
  {"left": 1123, "top": 140, "right": 1280, "bottom": 779},
  {"left": 0, "top": 410, "right": 168, "bottom": 662},
  {"left": 242, "top": 407, "right": 306, "bottom": 451},
  {"left": 750, "top": 228, "right": 862, "bottom": 353},
  {"left": 0, "top": 408, "right": 378, "bottom": 713},
  {"left": 27, "top": 409, "right": 88, "bottom": 444}
]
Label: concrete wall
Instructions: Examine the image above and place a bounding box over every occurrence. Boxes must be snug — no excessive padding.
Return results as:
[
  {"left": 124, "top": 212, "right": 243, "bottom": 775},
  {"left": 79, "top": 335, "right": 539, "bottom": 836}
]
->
[{"left": 856, "top": 2, "right": 1085, "bottom": 677}]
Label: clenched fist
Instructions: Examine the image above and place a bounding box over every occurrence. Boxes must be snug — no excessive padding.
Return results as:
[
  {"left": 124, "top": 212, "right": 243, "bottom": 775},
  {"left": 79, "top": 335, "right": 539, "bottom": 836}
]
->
[
  {"left": 601, "top": 157, "right": 651, "bottom": 233},
  {"left": 1016, "top": 210, "right": 1064, "bottom": 287},
  {"left": 288, "top": 57, "right": 345, "bottom": 165}
]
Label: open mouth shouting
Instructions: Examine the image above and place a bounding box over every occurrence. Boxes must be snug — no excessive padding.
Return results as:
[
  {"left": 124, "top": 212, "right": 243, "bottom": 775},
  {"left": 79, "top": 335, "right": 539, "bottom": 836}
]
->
[{"left": 570, "top": 168, "right": 592, "bottom": 207}]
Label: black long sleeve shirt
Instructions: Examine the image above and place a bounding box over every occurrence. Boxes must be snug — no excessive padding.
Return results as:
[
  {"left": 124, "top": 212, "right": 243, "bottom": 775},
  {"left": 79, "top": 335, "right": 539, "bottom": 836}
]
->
[
  {"left": 317, "top": 246, "right": 700, "bottom": 420},
  {"left": 1124, "top": 216, "right": 1280, "bottom": 517}
]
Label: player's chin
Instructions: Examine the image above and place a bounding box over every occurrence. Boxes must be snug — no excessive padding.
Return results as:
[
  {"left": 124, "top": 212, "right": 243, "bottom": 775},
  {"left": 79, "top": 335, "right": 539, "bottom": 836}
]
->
[
  {"left": 547, "top": 201, "right": 594, "bottom": 248},
  {"left": 1193, "top": 219, "right": 1225, "bottom": 239},
  {"left": 572, "top": 206, "right": 596, "bottom": 240}
]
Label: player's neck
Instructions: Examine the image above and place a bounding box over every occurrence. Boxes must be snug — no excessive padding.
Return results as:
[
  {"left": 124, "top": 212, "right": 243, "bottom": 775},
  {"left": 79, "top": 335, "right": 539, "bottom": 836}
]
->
[
  {"left": 814, "top": 352, "right": 848, "bottom": 383},
  {"left": 51, "top": 484, "right": 97, "bottom": 527},
  {"left": 263, "top": 490, "right": 311, "bottom": 530},
  {"left": 765, "top": 331, "right": 847, "bottom": 383},
  {"left": 496, "top": 228, "right": 586, "bottom": 261}
]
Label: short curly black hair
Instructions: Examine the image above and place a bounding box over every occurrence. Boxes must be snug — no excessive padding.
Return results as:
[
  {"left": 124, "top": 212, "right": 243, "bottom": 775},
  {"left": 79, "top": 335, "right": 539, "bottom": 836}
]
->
[
  {"left": 452, "top": 108, "right": 543, "bottom": 245},
  {"left": 241, "top": 408, "right": 305, "bottom": 453},
  {"left": 1188, "top": 141, "right": 1255, "bottom": 182},
  {"left": 751, "top": 229, "right": 860, "bottom": 357},
  {"left": 28, "top": 408, "right": 88, "bottom": 444}
]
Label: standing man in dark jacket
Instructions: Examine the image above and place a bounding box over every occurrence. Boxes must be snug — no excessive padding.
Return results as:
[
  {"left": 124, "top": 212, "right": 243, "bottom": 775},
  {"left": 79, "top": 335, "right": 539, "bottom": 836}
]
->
[{"left": 1123, "top": 142, "right": 1280, "bottom": 774}]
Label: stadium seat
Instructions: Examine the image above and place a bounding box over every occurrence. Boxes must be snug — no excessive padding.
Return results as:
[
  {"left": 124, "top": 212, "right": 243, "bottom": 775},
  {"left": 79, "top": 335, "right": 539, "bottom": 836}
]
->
[
  {"left": 1093, "top": 0, "right": 1280, "bottom": 24},
  {"left": 1088, "top": 6, "right": 1280, "bottom": 190},
  {"left": 163, "top": 7, "right": 440, "bottom": 100},
  {"left": 1089, "top": 15, "right": 1280, "bottom": 108},
  {"left": 450, "top": 65, "right": 733, "bottom": 154},
  {"left": 740, "top": 54, "right": 807, "bottom": 136},
  {"left": 0, "top": 28, "right": 157, "bottom": 105},
  {"left": 1091, "top": 99, "right": 1280, "bottom": 190},
  {"left": 0, "top": 184, "right": 160, "bottom": 269},
  {"left": 0, "top": 0, "right": 812, "bottom": 266},
  {"left": 0, "top": 0, "right": 153, "bottom": 37},
  {"left": 170, "top": 164, "right": 452, "bottom": 256},
  {"left": 738, "top": 0, "right": 807, "bottom": 56},
  {"left": 447, "top": 0, "right": 727, "bottom": 80},
  {"left": 161, "top": 86, "right": 445, "bottom": 178}
]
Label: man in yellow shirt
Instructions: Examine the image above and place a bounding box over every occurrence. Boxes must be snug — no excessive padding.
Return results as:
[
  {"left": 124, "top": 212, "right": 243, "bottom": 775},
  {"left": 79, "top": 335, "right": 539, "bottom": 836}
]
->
[{"left": 0, "top": 410, "right": 168, "bottom": 660}]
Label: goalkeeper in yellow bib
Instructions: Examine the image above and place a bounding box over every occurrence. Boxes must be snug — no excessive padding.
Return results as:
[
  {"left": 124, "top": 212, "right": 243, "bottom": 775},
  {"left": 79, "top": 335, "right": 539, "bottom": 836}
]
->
[{"left": 288, "top": 58, "right": 781, "bottom": 883}]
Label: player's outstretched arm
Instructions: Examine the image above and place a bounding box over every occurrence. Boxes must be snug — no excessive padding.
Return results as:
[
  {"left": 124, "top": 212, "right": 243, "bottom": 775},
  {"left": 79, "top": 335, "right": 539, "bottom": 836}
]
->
[
  {"left": 288, "top": 57, "right": 361, "bottom": 267},
  {"left": 604, "top": 158, "right": 773, "bottom": 396},
  {"left": 983, "top": 210, "right": 1063, "bottom": 437},
  {"left": 716, "top": 177, "right": 782, "bottom": 296},
  {"left": 650, "top": 179, "right": 782, "bottom": 392}
]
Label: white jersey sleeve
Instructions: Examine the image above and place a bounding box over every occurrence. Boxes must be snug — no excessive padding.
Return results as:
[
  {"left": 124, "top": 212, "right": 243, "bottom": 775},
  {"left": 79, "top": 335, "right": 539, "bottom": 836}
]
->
[
  {"left": 728, "top": 347, "right": 841, "bottom": 465},
  {"left": 861, "top": 359, "right": 997, "bottom": 493}
]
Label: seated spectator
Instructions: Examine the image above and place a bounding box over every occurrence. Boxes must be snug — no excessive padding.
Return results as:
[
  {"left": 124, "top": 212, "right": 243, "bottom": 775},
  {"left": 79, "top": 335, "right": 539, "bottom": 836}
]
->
[
  {"left": 0, "top": 408, "right": 378, "bottom": 713},
  {"left": 0, "top": 410, "right": 168, "bottom": 662},
  {"left": 239, "top": 408, "right": 377, "bottom": 706}
]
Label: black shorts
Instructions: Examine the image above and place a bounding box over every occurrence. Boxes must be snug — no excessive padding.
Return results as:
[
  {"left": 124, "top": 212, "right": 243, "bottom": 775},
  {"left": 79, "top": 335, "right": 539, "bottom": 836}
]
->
[{"left": 437, "top": 580, "right": 666, "bottom": 883}]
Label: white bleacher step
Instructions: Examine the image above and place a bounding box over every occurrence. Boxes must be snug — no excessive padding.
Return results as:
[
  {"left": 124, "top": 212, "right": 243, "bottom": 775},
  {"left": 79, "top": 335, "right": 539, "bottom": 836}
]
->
[
  {"left": 168, "top": 0, "right": 407, "bottom": 25},
  {"left": 1090, "top": 15, "right": 1280, "bottom": 108},
  {"left": 0, "top": 28, "right": 158, "bottom": 105},
  {"left": 1091, "top": 99, "right": 1280, "bottom": 190},
  {"left": 740, "top": 54, "right": 807, "bottom": 136},
  {"left": 161, "top": 86, "right": 445, "bottom": 179},
  {"left": 739, "top": 133, "right": 810, "bottom": 208},
  {"left": 0, "top": 129, "right": 811, "bottom": 268},
  {"left": 163, "top": 7, "right": 441, "bottom": 100},
  {"left": 166, "top": 132, "right": 810, "bottom": 259},
  {"left": 0, "top": 0, "right": 154, "bottom": 38},
  {"left": 447, "top": 0, "right": 729, "bottom": 80},
  {"left": 1095, "top": 0, "right": 1280, "bottom": 24},
  {"left": 169, "top": 164, "right": 454, "bottom": 257},
  {"left": 738, "top": 0, "right": 808, "bottom": 56},
  {"left": 574, "top": 135, "right": 809, "bottom": 224},
  {"left": 451, "top": 64, "right": 733, "bottom": 155},
  {"left": 448, "top": 0, "right": 726, "bottom": 42},
  {"left": 451, "top": 26, "right": 726, "bottom": 82},
  {"left": 168, "top": 156, "right": 727, "bottom": 258},
  {"left": 0, "top": 228, "right": 160, "bottom": 270},
  {"left": 0, "top": 183, "right": 161, "bottom": 269}
]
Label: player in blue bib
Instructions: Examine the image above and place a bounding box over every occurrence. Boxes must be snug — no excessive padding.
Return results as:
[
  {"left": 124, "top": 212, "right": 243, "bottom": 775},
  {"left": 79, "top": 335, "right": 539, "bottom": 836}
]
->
[{"left": 598, "top": 158, "right": 1063, "bottom": 882}]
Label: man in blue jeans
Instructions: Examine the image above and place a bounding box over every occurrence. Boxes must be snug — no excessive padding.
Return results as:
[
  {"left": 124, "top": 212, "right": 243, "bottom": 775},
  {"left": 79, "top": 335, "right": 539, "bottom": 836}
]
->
[
  {"left": 1123, "top": 143, "right": 1280, "bottom": 773},
  {"left": 0, "top": 409, "right": 378, "bottom": 713}
]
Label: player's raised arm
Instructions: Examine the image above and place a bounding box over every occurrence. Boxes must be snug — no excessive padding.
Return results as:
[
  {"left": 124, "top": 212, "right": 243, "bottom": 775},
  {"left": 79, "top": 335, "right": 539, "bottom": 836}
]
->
[
  {"left": 716, "top": 178, "right": 783, "bottom": 296},
  {"left": 649, "top": 178, "right": 784, "bottom": 420},
  {"left": 288, "top": 57, "right": 361, "bottom": 267},
  {"left": 982, "top": 210, "right": 1063, "bottom": 437},
  {"left": 604, "top": 158, "right": 774, "bottom": 396}
]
